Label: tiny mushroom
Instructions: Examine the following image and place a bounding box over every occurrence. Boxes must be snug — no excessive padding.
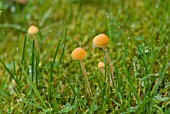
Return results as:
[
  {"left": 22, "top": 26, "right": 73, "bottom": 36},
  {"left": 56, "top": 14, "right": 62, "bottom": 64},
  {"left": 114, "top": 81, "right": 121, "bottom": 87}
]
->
[
  {"left": 98, "top": 61, "right": 105, "bottom": 75},
  {"left": 71, "top": 47, "right": 92, "bottom": 97},
  {"left": 27, "top": 25, "right": 39, "bottom": 52},
  {"left": 27, "top": 25, "right": 39, "bottom": 35},
  {"left": 93, "top": 34, "right": 114, "bottom": 83}
]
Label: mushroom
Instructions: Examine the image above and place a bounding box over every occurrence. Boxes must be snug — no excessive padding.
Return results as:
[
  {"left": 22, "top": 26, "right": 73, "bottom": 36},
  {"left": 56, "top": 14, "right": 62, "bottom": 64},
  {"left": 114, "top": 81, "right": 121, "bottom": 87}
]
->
[
  {"left": 98, "top": 61, "right": 112, "bottom": 86},
  {"left": 27, "top": 25, "right": 39, "bottom": 52},
  {"left": 71, "top": 47, "right": 92, "bottom": 97},
  {"left": 98, "top": 61, "right": 105, "bottom": 75},
  {"left": 27, "top": 25, "right": 39, "bottom": 35},
  {"left": 93, "top": 34, "right": 114, "bottom": 83}
]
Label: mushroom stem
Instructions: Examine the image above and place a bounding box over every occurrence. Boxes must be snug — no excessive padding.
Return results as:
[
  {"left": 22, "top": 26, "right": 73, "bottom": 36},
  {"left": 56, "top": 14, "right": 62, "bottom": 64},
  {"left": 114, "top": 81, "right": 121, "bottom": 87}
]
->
[
  {"left": 99, "top": 68, "right": 105, "bottom": 75},
  {"left": 103, "top": 47, "right": 114, "bottom": 82},
  {"left": 99, "top": 68, "right": 108, "bottom": 84},
  {"left": 80, "top": 60, "right": 92, "bottom": 97},
  {"left": 33, "top": 35, "right": 40, "bottom": 53}
]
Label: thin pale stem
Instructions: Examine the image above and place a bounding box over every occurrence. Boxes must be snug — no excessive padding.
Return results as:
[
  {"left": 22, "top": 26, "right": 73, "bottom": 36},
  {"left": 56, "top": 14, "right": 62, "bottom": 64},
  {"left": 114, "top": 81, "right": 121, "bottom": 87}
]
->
[
  {"left": 100, "top": 68, "right": 112, "bottom": 86},
  {"left": 100, "top": 68, "right": 105, "bottom": 75},
  {"left": 80, "top": 60, "right": 92, "bottom": 97},
  {"left": 103, "top": 47, "right": 114, "bottom": 82},
  {"left": 33, "top": 35, "right": 40, "bottom": 53},
  {"left": 99, "top": 68, "right": 107, "bottom": 83}
]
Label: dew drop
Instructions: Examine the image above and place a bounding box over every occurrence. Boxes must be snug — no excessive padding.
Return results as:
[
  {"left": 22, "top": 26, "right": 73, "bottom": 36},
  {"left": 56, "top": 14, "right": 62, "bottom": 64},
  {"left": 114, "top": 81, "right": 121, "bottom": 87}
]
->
[
  {"left": 141, "top": 81, "right": 144, "bottom": 87},
  {"left": 11, "top": 6, "right": 16, "bottom": 13},
  {"left": 29, "top": 65, "right": 32, "bottom": 74},
  {"left": 155, "top": 4, "right": 159, "bottom": 8},
  {"left": 16, "top": 47, "right": 19, "bottom": 53},
  {"left": 145, "top": 50, "right": 149, "bottom": 54},
  {"left": 131, "top": 24, "right": 135, "bottom": 28},
  {"left": 118, "top": 26, "right": 121, "bottom": 29}
]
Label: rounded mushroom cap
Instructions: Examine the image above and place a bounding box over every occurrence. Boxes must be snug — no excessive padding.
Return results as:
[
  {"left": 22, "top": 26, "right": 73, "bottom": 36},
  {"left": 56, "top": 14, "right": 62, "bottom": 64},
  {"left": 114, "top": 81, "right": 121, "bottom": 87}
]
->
[
  {"left": 27, "top": 25, "right": 39, "bottom": 35},
  {"left": 93, "top": 34, "right": 109, "bottom": 47},
  {"left": 71, "top": 47, "right": 87, "bottom": 60},
  {"left": 98, "top": 61, "right": 105, "bottom": 69}
]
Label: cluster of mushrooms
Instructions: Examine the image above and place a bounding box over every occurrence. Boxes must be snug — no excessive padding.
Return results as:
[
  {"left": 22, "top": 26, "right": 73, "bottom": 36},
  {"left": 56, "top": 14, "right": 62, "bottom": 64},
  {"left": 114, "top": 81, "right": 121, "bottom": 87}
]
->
[
  {"left": 27, "top": 25, "right": 114, "bottom": 97},
  {"left": 71, "top": 34, "right": 114, "bottom": 97}
]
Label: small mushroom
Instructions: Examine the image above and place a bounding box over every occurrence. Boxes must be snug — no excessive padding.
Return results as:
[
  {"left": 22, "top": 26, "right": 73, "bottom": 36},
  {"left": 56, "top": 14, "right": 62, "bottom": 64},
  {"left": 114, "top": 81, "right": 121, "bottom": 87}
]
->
[
  {"left": 27, "top": 25, "right": 39, "bottom": 35},
  {"left": 93, "top": 34, "right": 114, "bottom": 83},
  {"left": 98, "top": 61, "right": 105, "bottom": 75},
  {"left": 27, "top": 25, "right": 39, "bottom": 52},
  {"left": 71, "top": 47, "right": 92, "bottom": 97},
  {"left": 98, "top": 61, "right": 112, "bottom": 86}
]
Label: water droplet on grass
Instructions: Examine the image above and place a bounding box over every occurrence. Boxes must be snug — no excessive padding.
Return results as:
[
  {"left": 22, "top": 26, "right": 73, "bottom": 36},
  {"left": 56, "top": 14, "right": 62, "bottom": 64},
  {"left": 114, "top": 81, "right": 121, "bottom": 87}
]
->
[
  {"left": 145, "top": 50, "right": 149, "bottom": 54},
  {"left": 29, "top": 65, "right": 32, "bottom": 74},
  {"left": 131, "top": 24, "right": 135, "bottom": 28},
  {"left": 141, "top": 81, "right": 144, "bottom": 87},
  {"left": 16, "top": 47, "right": 19, "bottom": 53},
  {"left": 118, "top": 26, "right": 121, "bottom": 29},
  {"left": 155, "top": 4, "right": 159, "bottom": 8},
  {"left": 11, "top": 6, "right": 16, "bottom": 13}
]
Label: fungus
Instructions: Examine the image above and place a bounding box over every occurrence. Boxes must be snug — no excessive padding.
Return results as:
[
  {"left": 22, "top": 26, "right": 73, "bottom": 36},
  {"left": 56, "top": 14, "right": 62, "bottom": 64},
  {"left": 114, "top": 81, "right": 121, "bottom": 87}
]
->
[
  {"left": 27, "top": 25, "right": 39, "bottom": 52},
  {"left": 93, "top": 34, "right": 114, "bottom": 83},
  {"left": 27, "top": 25, "right": 39, "bottom": 35},
  {"left": 71, "top": 47, "right": 92, "bottom": 97},
  {"left": 98, "top": 61, "right": 105, "bottom": 75}
]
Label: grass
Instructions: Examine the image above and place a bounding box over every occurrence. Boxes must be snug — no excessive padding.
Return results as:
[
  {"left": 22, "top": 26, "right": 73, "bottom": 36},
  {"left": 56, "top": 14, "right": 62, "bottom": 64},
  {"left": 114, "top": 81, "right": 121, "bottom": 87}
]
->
[{"left": 0, "top": 0, "right": 170, "bottom": 113}]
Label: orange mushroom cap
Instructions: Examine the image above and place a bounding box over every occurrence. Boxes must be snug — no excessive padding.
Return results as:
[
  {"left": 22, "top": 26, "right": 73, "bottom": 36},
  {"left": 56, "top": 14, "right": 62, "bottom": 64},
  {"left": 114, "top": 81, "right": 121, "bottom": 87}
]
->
[
  {"left": 71, "top": 47, "right": 87, "bottom": 60},
  {"left": 27, "top": 25, "right": 39, "bottom": 35},
  {"left": 93, "top": 34, "right": 109, "bottom": 47},
  {"left": 98, "top": 61, "right": 105, "bottom": 69}
]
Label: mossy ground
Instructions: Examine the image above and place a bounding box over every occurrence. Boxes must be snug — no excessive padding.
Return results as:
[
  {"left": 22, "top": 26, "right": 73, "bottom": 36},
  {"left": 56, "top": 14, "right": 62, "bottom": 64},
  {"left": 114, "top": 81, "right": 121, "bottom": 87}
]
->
[{"left": 0, "top": 0, "right": 170, "bottom": 113}]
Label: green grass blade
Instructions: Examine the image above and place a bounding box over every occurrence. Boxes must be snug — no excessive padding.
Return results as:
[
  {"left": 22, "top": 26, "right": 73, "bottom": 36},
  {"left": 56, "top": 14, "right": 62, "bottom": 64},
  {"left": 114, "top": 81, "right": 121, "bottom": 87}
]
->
[
  {"left": 48, "top": 62, "right": 53, "bottom": 102},
  {"left": 0, "top": 60, "right": 18, "bottom": 84},
  {"left": 65, "top": 76, "right": 88, "bottom": 109},
  {"left": 59, "top": 27, "right": 67, "bottom": 63},
  {"left": 126, "top": 70, "right": 141, "bottom": 103},
  {"left": 21, "top": 35, "right": 27, "bottom": 65},
  {"left": 35, "top": 54, "right": 39, "bottom": 88},
  {"left": 0, "top": 23, "right": 26, "bottom": 32},
  {"left": 151, "top": 61, "right": 170, "bottom": 96},
  {"left": 52, "top": 31, "right": 62, "bottom": 66},
  {"left": 19, "top": 62, "right": 47, "bottom": 109},
  {"left": 31, "top": 40, "right": 35, "bottom": 81},
  {"left": 22, "top": 98, "right": 45, "bottom": 111},
  {"left": 89, "top": 92, "right": 99, "bottom": 113}
]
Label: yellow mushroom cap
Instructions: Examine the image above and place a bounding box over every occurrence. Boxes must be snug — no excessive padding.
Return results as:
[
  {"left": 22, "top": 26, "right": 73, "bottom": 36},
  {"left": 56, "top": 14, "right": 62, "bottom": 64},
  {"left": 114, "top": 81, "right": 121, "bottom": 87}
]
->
[
  {"left": 27, "top": 25, "right": 39, "bottom": 35},
  {"left": 93, "top": 34, "right": 109, "bottom": 47},
  {"left": 71, "top": 47, "right": 87, "bottom": 60},
  {"left": 98, "top": 62, "right": 105, "bottom": 69}
]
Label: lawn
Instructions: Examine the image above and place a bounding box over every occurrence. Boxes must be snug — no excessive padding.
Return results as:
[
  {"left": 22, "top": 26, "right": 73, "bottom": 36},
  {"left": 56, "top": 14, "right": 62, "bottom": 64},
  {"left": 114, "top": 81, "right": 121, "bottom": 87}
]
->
[{"left": 0, "top": 0, "right": 170, "bottom": 113}]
